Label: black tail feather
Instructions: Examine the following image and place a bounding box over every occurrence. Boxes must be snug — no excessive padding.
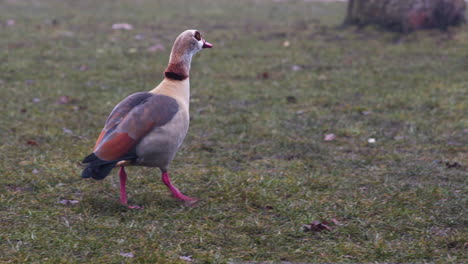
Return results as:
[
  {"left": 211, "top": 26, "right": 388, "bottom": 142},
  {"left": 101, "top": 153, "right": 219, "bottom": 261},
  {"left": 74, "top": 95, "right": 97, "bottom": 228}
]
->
[
  {"left": 81, "top": 153, "right": 137, "bottom": 180},
  {"left": 81, "top": 153, "right": 117, "bottom": 180}
]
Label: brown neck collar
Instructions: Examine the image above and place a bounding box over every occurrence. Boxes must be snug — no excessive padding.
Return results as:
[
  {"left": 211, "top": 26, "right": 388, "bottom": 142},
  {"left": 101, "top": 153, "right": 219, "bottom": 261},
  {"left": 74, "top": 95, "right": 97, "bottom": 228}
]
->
[{"left": 164, "top": 50, "right": 191, "bottom": 81}]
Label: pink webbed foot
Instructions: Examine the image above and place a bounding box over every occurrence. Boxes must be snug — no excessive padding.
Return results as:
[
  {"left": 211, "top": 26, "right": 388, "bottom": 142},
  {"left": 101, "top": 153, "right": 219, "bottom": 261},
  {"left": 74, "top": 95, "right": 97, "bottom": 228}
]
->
[
  {"left": 119, "top": 167, "right": 143, "bottom": 209},
  {"left": 161, "top": 172, "right": 199, "bottom": 206}
]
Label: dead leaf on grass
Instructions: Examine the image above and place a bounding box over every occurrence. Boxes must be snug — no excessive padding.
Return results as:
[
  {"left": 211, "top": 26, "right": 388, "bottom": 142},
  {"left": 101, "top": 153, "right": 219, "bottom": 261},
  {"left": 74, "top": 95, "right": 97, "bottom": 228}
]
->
[
  {"left": 56, "top": 95, "right": 72, "bottom": 104},
  {"left": 291, "top": 65, "right": 302, "bottom": 71},
  {"left": 58, "top": 199, "right": 79, "bottom": 205},
  {"left": 324, "top": 133, "right": 336, "bottom": 141},
  {"left": 26, "top": 140, "right": 38, "bottom": 146},
  {"left": 62, "top": 127, "right": 73, "bottom": 134},
  {"left": 445, "top": 161, "right": 461, "bottom": 169},
  {"left": 286, "top": 96, "right": 297, "bottom": 104},
  {"left": 112, "top": 23, "right": 133, "bottom": 30},
  {"left": 119, "top": 251, "right": 135, "bottom": 258},
  {"left": 258, "top": 72, "right": 269, "bottom": 79},
  {"left": 179, "top": 255, "right": 193, "bottom": 262},
  {"left": 303, "top": 220, "right": 332, "bottom": 232}
]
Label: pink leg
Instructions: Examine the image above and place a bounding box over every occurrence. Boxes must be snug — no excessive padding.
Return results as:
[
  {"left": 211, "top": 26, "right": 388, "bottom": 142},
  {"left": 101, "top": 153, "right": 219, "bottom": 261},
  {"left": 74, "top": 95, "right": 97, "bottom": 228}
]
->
[
  {"left": 119, "top": 167, "right": 143, "bottom": 209},
  {"left": 119, "top": 167, "right": 128, "bottom": 205},
  {"left": 162, "top": 172, "right": 198, "bottom": 205}
]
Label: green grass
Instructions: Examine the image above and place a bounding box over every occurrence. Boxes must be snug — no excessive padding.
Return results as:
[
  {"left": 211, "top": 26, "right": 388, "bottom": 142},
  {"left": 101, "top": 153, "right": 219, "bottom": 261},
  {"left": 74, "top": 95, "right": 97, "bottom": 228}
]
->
[{"left": 1, "top": 0, "right": 467, "bottom": 263}]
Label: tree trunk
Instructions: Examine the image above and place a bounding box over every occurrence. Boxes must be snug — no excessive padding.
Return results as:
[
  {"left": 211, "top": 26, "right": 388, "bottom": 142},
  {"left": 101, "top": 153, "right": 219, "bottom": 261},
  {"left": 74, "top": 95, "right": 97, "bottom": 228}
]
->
[{"left": 343, "top": 0, "right": 466, "bottom": 32}]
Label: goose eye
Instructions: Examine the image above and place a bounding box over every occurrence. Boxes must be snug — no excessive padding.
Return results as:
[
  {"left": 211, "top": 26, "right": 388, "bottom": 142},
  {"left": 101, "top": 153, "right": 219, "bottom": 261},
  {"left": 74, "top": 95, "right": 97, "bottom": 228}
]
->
[{"left": 194, "top": 31, "right": 201, "bottom": 41}]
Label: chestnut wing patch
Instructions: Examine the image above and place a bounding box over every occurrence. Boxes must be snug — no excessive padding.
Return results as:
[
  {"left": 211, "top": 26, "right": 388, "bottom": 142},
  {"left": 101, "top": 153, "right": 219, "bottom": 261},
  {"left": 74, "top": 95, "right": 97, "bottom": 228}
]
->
[
  {"left": 93, "top": 92, "right": 152, "bottom": 150},
  {"left": 94, "top": 93, "right": 179, "bottom": 161}
]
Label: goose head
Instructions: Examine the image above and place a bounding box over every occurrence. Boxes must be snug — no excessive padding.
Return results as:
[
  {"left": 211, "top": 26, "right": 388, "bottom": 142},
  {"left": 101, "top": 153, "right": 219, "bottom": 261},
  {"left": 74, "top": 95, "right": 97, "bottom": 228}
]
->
[{"left": 165, "top": 30, "right": 212, "bottom": 80}]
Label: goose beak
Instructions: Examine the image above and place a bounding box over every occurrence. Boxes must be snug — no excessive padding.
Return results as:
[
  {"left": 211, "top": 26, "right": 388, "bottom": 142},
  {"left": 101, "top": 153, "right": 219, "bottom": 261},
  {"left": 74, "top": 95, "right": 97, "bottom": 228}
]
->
[{"left": 202, "top": 40, "right": 213, "bottom": 49}]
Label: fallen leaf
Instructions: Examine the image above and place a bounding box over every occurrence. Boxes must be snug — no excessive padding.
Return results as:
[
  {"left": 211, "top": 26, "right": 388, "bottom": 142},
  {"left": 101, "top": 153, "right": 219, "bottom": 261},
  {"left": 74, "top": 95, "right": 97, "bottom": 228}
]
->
[
  {"left": 112, "top": 23, "right": 133, "bottom": 30},
  {"left": 128, "top": 48, "right": 137, "bottom": 53},
  {"left": 445, "top": 161, "right": 461, "bottom": 169},
  {"left": 200, "top": 143, "right": 215, "bottom": 153},
  {"left": 179, "top": 255, "right": 193, "bottom": 262},
  {"left": 359, "top": 186, "right": 368, "bottom": 192},
  {"left": 58, "top": 199, "right": 79, "bottom": 205},
  {"left": 147, "top": 44, "right": 165, "bottom": 52},
  {"left": 119, "top": 252, "right": 135, "bottom": 258},
  {"left": 26, "top": 140, "right": 38, "bottom": 146},
  {"left": 324, "top": 133, "right": 336, "bottom": 141},
  {"left": 291, "top": 65, "right": 302, "bottom": 71},
  {"left": 303, "top": 220, "right": 332, "bottom": 232},
  {"left": 286, "top": 96, "right": 297, "bottom": 104},
  {"left": 258, "top": 72, "right": 269, "bottom": 79},
  {"left": 62, "top": 127, "right": 73, "bottom": 134},
  {"left": 56, "top": 95, "right": 72, "bottom": 104}
]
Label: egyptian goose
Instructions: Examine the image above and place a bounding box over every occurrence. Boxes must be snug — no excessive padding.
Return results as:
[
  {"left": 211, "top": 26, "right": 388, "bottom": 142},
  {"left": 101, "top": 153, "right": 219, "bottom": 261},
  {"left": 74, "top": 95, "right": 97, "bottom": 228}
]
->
[{"left": 82, "top": 30, "right": 212, "bottom": 208}]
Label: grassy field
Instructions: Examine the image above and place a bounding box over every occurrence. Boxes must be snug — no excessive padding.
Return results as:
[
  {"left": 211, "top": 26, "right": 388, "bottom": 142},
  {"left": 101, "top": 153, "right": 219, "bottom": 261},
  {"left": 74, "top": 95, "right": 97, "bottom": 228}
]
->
[{"left": 1, "top": 0, "right": 467, "bottom": 263}]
